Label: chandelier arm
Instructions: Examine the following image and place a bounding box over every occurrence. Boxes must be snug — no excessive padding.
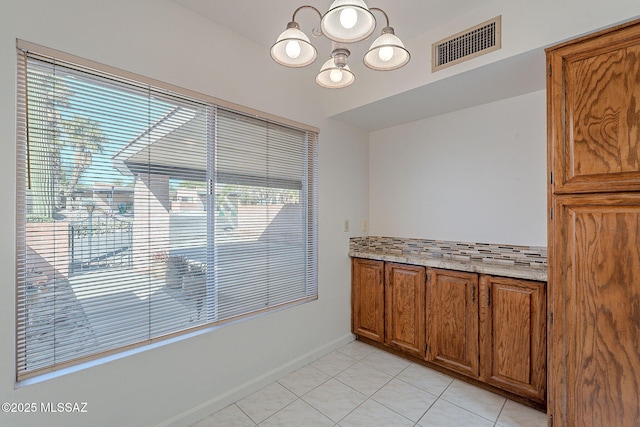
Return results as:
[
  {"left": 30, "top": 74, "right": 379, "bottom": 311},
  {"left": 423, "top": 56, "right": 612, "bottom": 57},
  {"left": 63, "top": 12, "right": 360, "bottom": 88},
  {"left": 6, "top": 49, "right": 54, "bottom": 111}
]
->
[
  {"left": 292, "top": 5, "right": 323, "bottom": 23},
  {"left": 291, "top": 5, "right": 324, "bottom": 37},
  {"left": 369, "top": 7, "right": 390, "bottom": 28}
]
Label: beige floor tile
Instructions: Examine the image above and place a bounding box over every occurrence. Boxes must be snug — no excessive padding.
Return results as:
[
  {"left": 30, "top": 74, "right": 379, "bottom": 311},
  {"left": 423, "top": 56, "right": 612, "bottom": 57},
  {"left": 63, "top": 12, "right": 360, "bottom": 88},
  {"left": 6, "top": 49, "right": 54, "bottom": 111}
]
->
[
  {"left": 259, "top": 399, "right": 334, "bottom": 427},
  {"left": 335, "top": 361, "right": 393, "bottom": 396},
  {"left": 278, "top": 365, "right": 331, "bottom": 397},
  {"left": 311, "top": 350, "right": 358, "bottom": 376},
  {"left": 417, "top": 399, "right": 494, "bottom": 427},
  {"left": 440, "top": 379, "right": 506, "bottom": 422},
  {"left": 337, "top": 340, "right": 377, "bottom": 360},
  {"left": 497, "top": 399, "right": 547, "bottom": 427},
  {"left": 302, "top": 378, "right": 367, "bottom": 423},
  {"left": 360, "top": 348, "right": 411, "bottom": 376},
  {"left": 236, "top": 382, "right": 297, "bottom": 424},
  {"left": 338, "top": 399, "right": 414, "bottom": 427},
  {"left": 372, "top": 378, "right": 437, "bottom": 422},
  {"left": 190, "top": 404, "right": 255, "bottom": 427},
  {"left": 396, "top": 363, "right": 454, "bottom": 396},
  {"left": 191, "top": 341, "right": 544, "bottom": 427}
]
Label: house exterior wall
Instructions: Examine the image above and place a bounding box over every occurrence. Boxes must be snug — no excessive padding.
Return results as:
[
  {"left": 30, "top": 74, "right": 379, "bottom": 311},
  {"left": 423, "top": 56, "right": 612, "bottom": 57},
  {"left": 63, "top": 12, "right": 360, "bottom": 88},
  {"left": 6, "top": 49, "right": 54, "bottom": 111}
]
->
[
  {"left": 133, "top": 173, "right": 170, "bottom": 272},
  {"left": 26, "top": 221, "right": 70, "bottom": 279}
]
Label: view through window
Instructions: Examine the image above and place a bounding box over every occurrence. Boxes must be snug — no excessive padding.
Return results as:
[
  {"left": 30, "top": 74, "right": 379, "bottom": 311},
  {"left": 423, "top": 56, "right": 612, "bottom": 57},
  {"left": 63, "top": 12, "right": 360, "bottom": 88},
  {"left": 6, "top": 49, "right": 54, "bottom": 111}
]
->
[{"left": 16, "top": 45, "right": 318, "bottom": 380}]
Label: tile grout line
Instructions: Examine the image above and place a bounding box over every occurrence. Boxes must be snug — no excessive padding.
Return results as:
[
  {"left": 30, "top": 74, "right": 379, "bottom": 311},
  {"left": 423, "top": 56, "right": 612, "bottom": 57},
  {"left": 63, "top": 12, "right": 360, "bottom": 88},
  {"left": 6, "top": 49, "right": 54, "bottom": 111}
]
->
[
  {"left": 349, "top": 355, "right": 439, "bottom": 426},
  {"left": 377, "top": 364, "right": 442, "bottom": 426},
  {"left": 295, "top": 351, "right": 363, "bottom": 425},
  {"left": 435, "top": 386, "right": 506, "bottom": 425},
  {"left": 233, "top": 402, "right": 257, "bottom": 426},
  {"left": 316, "top": 346, "right": 411, "bottom": 425},
  {"left": 493, "top": 398, "right": 508, "bottom": 427}
]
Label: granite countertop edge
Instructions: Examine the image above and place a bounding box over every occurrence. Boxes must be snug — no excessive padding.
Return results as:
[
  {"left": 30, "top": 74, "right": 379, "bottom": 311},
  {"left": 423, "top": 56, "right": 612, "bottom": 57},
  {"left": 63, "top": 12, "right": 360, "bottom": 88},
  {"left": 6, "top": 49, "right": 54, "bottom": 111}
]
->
[{"left": 348, "top": 250, "right": 548, "bottom": 282}]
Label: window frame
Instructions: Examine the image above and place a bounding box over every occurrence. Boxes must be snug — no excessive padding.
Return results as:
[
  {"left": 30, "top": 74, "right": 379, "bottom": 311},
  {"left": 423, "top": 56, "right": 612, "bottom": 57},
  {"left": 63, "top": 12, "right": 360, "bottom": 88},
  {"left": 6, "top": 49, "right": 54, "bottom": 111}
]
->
[{"left": 15, "top": 39, "right": 319, "bottom": 381}]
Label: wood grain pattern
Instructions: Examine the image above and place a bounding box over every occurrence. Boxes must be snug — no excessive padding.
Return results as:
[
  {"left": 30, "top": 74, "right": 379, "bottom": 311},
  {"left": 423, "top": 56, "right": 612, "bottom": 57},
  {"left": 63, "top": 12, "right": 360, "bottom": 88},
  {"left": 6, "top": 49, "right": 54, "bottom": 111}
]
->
[
  {"left": 548, "top": 19, "right": 640, "bottom": 426},
  {"left": 385, "top": 263, "right": 426, "bottom": 357},
  {"left": 549, "top": 20, "right": 640, "bottom": 194},
  {"left": 554, "top": 196, "right": 640, "bottom": 426},
  {"left": 479, "top": 275, "right": 546, "bottom": 402},
  {"left": 495, "top": 290, "right": 530, "bottom": 382},
  {"left": 352, "top": 258, "right": 385, "bottom": 342},
  {"left": 426, "top": 268, "right": 480, "bottom": 378},
  {"left": 568, "top": 45, "right": 640, "bottom": 175}
]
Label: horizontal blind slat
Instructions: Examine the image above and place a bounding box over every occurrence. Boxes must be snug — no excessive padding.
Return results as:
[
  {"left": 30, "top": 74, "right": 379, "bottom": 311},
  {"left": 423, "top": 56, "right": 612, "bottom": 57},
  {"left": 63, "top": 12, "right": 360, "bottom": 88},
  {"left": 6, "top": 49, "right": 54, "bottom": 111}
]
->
[{"left": 16, "top": 47, "right": 317, "bottom": 380}]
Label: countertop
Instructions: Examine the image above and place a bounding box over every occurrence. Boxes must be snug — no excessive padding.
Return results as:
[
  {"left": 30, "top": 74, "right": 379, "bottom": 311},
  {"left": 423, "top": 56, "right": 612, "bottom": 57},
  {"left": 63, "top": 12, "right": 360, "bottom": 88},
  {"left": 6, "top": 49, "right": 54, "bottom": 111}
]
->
[{"left": 349, "top": 236, "right": 547, "bottom": 282}]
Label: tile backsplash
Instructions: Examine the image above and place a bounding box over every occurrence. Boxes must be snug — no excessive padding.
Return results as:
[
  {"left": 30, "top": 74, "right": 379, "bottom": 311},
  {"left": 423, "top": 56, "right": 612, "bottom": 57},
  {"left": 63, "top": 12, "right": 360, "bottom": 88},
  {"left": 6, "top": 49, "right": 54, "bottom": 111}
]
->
[{"left": 349, "top": 236, "right": 547, "bottom": 269}]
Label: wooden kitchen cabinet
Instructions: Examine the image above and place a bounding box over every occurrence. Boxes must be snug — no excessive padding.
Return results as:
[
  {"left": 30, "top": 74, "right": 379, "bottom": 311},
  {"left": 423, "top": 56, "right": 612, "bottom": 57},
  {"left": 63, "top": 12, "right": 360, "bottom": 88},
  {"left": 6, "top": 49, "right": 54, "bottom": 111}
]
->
[
  {"left": 547, "top": 19, "right": 640, "bottom": 426},
  {"left": 385, "top": 262, "right": 426, "bottom": 357},
  {"left": 548, "top": 21, "right": 640, "bottom": 195},
  {"left": 550, "top": 194, "right": 640, "bottom": 426},
  {"left": 351, "top": 258, "right": 385, "bottom": 342},
  {"left": 351, "top": 258, "right": 426, "bottom": 353},
  {"left": 352, "top": 258, "right": 547, "bottom": 407},
  {"left": 425, "top": 269, "right": 547, "bottom": 405},
  {"left": 479, "top": 275, "right": 546, "bottom": 402},
  {"left": 425, "top": 268, "right": 480, "bottom": 378}
]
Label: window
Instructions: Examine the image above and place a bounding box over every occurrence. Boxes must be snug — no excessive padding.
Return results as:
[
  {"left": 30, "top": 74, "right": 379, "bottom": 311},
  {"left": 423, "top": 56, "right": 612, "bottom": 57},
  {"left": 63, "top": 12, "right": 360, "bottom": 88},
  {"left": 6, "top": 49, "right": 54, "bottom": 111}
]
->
[{"left": 15, "top": 41, "right": 318, "bottom": 380}]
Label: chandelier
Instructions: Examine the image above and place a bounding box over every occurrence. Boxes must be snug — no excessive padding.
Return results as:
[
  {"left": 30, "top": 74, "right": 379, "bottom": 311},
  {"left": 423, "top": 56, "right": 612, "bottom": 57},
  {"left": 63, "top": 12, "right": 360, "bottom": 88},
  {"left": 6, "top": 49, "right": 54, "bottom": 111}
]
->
[{"left": 270, "top": 0, "right": 411, "bottom": 89}]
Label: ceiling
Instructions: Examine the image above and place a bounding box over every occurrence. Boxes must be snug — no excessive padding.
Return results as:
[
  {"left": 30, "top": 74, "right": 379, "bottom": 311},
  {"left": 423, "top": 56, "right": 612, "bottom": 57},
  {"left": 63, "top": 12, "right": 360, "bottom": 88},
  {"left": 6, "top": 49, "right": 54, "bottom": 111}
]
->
[
  {"left": 172, "top": 0, "right": 483, "bottom": 48},
  {"left": 171, "top": 0, "right": 546, "bottom": 131}
]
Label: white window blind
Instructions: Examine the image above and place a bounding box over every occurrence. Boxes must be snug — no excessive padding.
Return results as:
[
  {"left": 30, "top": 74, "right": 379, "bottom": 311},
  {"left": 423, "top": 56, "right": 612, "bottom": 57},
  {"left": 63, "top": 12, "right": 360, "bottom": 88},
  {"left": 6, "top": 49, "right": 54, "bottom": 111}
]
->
[{"left": 16, "top": 45, "right": 318, "bottom": 380}]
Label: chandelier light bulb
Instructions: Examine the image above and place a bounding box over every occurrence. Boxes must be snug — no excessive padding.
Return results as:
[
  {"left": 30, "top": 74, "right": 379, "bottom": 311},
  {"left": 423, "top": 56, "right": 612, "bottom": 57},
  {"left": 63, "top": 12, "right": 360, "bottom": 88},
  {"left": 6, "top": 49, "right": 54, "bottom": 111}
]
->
[
  {"left": 339, "top": 7, "right": 358, "bottom": 29},
  {"left": 364, "top": 27, "right": 411, "bottom": 71},
  {"left": 321, "top": 1, "right": 375, "bottom": 43},
  {"left": 330, "top": 68, "right": 343, "bottom": 83},
  {"left": 270, "top": 20, "right": 317, "bottom": 67},
  {"left": 285, "top": 40, "right": 302, "bottom": 59},
  {"left": 378, "top": 46, "right": 394, "bottom": 62}
]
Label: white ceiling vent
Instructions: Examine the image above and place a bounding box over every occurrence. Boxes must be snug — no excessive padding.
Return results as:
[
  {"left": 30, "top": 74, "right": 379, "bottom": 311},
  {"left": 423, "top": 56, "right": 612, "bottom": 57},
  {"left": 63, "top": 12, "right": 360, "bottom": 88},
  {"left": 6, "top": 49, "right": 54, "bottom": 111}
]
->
[{"left": 432, "top": 16, "right": 502, "bottom": 72}]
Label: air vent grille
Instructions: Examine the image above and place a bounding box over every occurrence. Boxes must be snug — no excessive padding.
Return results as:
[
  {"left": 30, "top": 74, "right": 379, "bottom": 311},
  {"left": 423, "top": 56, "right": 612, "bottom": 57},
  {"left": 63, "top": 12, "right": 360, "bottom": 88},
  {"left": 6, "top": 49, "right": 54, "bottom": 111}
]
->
[{"left": 432, "top": 16, "right": 501, "bottom": 72}]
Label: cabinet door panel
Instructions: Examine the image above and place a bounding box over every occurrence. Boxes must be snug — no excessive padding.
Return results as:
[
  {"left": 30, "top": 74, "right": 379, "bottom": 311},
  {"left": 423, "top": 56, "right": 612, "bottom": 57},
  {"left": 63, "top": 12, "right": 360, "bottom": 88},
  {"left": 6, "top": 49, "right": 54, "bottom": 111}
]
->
[
  {"left": 426, "top": 269, "right": 479, "bottom": 378},
  {"left": 548, "top": 24, "right": 640, "bottom": 194},
  {"left": 479, "top": 275, "right": 546, "bottom": 401},
  {"left": 551, "top": 194, "right": 640, "bottom": 426},
  {"left": 352, "top": 258, "right": 385, "bottom": 342},
  {"left": 385, "top": 263, "right": 425, "bottom": 357}
]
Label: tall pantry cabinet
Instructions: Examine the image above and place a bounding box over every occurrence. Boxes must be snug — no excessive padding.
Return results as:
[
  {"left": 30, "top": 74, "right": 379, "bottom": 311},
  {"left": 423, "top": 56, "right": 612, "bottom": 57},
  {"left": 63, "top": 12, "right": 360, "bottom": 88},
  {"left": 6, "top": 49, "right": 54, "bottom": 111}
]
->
[{"left": 546, "top": 19, "right": 640, "bottom": 426}]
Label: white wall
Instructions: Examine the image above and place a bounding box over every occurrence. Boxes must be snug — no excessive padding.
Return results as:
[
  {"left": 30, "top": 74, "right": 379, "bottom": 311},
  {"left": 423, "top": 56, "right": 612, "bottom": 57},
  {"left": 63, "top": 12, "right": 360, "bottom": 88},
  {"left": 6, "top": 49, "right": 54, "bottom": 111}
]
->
[
  {"left": 0, "top": 1, "right": 368, "bottom": 426},
  {"left": 369, "top": 90, "right": 547, "bottom": 246}
]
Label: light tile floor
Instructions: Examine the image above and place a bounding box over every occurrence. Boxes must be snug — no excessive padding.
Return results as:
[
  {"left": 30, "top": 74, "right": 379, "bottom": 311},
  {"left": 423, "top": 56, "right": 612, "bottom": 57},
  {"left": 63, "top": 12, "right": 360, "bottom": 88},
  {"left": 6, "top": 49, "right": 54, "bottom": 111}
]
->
[{"left": 191, "top": 340, "right": 547, "bottom": 427}]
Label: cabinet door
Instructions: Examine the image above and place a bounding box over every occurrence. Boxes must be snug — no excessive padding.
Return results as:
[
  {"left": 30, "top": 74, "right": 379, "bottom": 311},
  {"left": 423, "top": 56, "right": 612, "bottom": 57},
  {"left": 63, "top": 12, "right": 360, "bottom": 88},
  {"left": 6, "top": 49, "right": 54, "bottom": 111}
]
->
[
  {"left": 479, "top": 275, "right": 546, "bottom": 402},
  {"left": 547, "top": 22, "right": 640, "bottom": 194},
  {"left": 385, "top": 263, "right": 426, "bottom": 357},
  {"left": 352, "top": 258, "right": 385, "bottom": 342},
  {"left": 550, "top": 194, "right": 640, "bottom": 426},
  {"left": 426, "top": 268, "right": 479, "bottom": 378}
]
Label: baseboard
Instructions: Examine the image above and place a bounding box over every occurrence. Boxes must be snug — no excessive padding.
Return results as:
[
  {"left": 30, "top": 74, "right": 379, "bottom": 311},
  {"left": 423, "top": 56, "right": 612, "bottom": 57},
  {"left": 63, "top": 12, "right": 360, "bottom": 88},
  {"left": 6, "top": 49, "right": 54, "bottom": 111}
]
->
[{"left": 156, "top": 333, "right": 355, "bottom": 427}]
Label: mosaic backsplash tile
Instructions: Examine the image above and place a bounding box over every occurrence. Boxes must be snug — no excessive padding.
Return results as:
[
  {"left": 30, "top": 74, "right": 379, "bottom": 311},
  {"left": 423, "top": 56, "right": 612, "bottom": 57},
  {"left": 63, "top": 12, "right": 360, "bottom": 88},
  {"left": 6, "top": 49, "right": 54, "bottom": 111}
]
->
[{"left": 349, "top": 236, "right": 547, "bottom": 269}]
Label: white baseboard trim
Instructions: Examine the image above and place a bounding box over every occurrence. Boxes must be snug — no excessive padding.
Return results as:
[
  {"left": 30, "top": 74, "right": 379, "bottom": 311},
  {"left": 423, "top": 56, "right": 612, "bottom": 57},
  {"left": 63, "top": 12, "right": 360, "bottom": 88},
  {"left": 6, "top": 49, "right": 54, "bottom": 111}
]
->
[{"left": 157, "top": 333, "right": 355, "bottom": 427}]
